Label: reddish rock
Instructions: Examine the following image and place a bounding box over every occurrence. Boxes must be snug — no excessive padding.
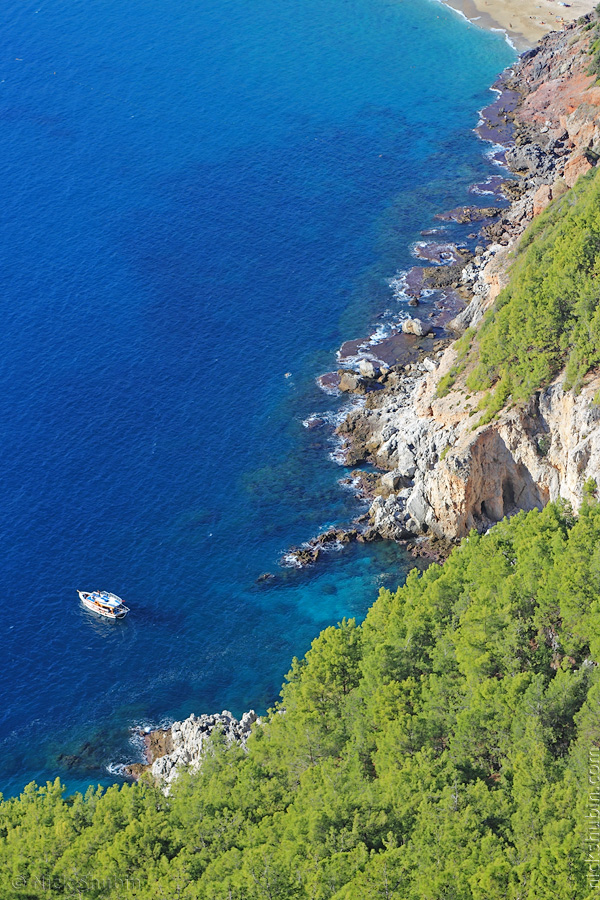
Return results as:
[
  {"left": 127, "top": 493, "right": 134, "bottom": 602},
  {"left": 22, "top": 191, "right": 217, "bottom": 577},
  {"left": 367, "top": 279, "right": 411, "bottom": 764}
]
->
[
  {"left": 563, "top": 153, "right": 593, "bottom": 188},
  {"left": 520, "top": 73, "right": 597, "bottom": 127}
]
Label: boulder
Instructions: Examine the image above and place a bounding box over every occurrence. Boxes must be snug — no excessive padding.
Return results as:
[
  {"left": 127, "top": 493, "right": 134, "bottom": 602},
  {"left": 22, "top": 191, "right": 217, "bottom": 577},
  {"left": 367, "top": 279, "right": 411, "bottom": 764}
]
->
[
  {"left": 402, "top": 318, "right": 432, "bottom": 337},
  {"left": 338, "top": 370, "right": 363, "bottom": 393},
  {"left": 563, "top": 152, "right": 593, "bottom": 188},
  {"left": 380, "top": 470, "right": 403, "bottom": 492},
  {"left": 396, "top": 446, "right": 417, "bottom": 479},
  {"left": 358, "top": 359, "right": 379, "bottom": 379},
  {"left": 406, "top": 485, "right": 432, "bottom": 529}
]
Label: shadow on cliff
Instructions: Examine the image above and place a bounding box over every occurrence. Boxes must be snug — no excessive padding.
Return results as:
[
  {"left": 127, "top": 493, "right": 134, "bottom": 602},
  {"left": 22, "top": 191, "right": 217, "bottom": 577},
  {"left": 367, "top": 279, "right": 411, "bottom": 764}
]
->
[{"left": 459, "top": 428, "right": 548, "bottom": 534}]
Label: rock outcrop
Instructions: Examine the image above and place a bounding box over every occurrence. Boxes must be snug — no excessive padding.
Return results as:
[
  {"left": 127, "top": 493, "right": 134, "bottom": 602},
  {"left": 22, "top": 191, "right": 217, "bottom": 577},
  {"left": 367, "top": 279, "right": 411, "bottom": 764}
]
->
[
  {"left": 402, "top": 317, "right": 433, "bottom": 337},
  {"left": 358, "top": 361, "right": 600, "bottom": 542},
  {"left": 136, "top": 710, "right": 259, "bottom": 790},
  {"left": 335, "top": 14, "right": 600, "bottom": 544}
]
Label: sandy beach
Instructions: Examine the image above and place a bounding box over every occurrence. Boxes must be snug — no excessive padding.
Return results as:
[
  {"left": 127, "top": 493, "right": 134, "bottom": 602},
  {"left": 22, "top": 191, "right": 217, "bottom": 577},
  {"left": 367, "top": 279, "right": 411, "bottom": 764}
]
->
[{"left": 438, "top": 0, "right": 598, "bottom": 50}]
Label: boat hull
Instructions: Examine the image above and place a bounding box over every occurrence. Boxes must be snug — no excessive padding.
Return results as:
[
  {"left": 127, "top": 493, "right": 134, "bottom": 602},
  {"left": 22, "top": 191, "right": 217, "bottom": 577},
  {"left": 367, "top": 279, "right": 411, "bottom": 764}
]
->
[{"left": 78, "top": 591, "right": 129, "bottom": 620}]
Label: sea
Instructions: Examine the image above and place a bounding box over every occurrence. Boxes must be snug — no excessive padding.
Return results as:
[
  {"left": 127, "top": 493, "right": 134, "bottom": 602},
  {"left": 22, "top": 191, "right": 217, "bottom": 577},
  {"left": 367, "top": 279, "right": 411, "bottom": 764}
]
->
[{"left": 0, "top": 0, "right": 514, "bottom": 795}]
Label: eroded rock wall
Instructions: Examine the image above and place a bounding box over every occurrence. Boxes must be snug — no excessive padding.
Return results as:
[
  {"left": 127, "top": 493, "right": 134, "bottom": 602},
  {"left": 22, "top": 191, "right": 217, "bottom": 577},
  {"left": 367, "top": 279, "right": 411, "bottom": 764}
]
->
[{"left": 355, "top": 353, "right": 600, "bottom": 543}]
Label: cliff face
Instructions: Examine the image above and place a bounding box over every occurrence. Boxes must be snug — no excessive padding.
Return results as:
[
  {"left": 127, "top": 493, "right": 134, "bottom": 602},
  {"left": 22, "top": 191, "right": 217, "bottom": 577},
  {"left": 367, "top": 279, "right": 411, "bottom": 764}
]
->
[
  {"left": 339, "top": 15, "right": 600, "bottom": 543},
  {"left": 364, "top": 364, "right": 600, "bottom": 542}
]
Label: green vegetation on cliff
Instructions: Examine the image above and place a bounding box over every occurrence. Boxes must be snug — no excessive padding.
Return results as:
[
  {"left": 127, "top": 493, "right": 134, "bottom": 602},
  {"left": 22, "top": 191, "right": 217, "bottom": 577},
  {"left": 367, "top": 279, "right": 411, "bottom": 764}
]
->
[
  {"left": 3, "top": 500, "right": 600, "bottom": 898},
  {"left": 462, "top": 168, "right": 600, "bottom": 419}
]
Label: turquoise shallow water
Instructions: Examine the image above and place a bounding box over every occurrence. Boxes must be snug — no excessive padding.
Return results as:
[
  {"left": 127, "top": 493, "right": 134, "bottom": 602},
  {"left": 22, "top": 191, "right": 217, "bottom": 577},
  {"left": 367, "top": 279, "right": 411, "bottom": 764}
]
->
[{"left": 0, "top": 0, "right": 513, "bottom": 794}]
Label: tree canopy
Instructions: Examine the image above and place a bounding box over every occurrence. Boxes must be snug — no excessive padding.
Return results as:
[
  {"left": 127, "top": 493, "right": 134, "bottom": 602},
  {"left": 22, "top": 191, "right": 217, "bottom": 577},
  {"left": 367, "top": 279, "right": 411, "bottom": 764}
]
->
[{"left": 2, "top": 500, "right": 600, "bottom": 898}]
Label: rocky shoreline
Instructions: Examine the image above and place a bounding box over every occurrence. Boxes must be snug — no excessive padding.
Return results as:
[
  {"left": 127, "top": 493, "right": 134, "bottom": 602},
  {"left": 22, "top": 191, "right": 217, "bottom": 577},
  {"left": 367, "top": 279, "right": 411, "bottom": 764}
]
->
[{"left": 309, "top": 13, "right": 600, "bottom": 550}]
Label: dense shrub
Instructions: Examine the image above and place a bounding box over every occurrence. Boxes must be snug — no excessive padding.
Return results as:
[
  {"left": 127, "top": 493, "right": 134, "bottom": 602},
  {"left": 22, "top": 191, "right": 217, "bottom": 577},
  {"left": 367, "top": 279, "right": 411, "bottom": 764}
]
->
[{"left": 465, "top": 168, "right": 600, "bottom": 419}]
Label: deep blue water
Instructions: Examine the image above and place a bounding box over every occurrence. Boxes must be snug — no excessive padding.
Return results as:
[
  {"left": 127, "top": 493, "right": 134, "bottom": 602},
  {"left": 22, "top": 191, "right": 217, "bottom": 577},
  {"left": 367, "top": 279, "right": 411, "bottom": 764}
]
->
[{"left": 0, "top": 0, "right": 513, "bottom": 794}]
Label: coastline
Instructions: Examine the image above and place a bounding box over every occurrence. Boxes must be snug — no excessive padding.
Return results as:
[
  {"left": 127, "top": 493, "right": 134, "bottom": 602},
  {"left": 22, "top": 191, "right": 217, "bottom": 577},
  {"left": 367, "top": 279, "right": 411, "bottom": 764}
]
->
[
  {"left": 437, "top": 0, "right": 598, "bottom": 50},
  {"left": 332, "top": 11, "right": 600, "bottom": 548},
  {"left": 122, "top": 49, "right": 524, "bottom": 784},
  {"left": 281, "top": 11, "right": 584, "bottom": 569},
  {"left": 121, "top": 9, "right": 600, "bottom": 788},
  {"left": 0, "top": 0, "right": 518, "bottom": 798}
]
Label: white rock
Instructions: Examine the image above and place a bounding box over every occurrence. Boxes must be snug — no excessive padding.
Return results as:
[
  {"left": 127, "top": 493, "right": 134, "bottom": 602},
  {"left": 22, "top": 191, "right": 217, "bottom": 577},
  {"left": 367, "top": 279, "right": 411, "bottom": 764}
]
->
[
  {"left": 149, "top": 709, "right": 261, "bottom": 793},
  {"left": 396, "top": 445, "right": 417, "bottom": 479},
  {"left": 381, "top": 470, "right": 402, "bottom": 491},
  {"left": 359, "top": 359, "right": 379, "bottom": 379},
  {"left": 240, "top": 710, "right": 258, "bottom": 731},
  {"left": 402, "top": 318, "right": 432, "bottom": 336}
]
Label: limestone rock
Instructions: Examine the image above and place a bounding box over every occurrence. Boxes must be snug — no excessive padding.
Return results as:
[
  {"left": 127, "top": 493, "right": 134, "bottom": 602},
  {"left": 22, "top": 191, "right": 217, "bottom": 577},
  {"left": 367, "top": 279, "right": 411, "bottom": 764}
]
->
[
  {"left": 340, "top": 338, "right": 600, "bottom": 544},
  {"left": 338, "top": 370, "right": 364, "bottom": 393},
  {"left": 369, "top": 494, "right": 410, "bottom": 541},
  {"left": 149, "top": 710, "right": 260, "bottom": 792},
  {"left": 396, "top": 446, "right": 416, "bottom": 479},
  {"left": 402, "top": 318, "right": 432, "bottom": 337},
  {"left": 358, "top": 359, "right": 379, "bottom": 379},
  {"left": 380, "top": 470, "right": 403, "bottom": 492}
]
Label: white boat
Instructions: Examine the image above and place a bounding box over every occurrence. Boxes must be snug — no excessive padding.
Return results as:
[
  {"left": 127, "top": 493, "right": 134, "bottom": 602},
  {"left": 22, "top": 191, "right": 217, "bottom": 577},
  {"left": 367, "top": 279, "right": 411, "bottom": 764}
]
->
[{"left": 78, "top": 590, "right": 130, "bottom": 620}]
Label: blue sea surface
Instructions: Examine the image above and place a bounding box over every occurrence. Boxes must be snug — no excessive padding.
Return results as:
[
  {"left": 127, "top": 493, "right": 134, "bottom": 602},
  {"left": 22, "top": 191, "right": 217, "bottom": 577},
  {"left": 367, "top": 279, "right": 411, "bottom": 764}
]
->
[{"left": 0, "top": 0, "right": 514, "bottom": 794}]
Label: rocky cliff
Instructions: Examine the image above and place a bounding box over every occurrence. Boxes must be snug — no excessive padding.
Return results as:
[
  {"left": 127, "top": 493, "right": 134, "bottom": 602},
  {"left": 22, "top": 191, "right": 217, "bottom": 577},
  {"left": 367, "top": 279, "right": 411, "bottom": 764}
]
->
[{"left": 336, "top": 13, "right": 600, "bottom": 544}]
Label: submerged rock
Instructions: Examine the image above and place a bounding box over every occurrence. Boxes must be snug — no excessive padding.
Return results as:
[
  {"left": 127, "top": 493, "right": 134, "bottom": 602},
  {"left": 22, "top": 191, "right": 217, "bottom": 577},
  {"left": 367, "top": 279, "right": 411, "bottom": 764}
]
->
[{"left": 256, "top": 572, "right": 274, "bottom": 583}]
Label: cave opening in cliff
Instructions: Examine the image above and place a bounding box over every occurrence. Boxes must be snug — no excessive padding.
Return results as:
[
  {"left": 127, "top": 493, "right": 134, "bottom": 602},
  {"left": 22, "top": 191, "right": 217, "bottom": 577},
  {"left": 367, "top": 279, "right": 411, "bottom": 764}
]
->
[
  {"left": 480, "top": 500, "right": 493, "bottom": 521},
  {"left": 502, "top": 479, "right": 515, "bottom": 513}
]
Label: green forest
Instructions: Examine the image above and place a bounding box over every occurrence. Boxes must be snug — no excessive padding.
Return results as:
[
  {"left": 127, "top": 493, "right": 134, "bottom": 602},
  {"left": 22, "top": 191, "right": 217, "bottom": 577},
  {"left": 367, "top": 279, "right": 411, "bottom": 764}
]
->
[{"left": 3, "top": 499, "right": 600, "bottom": 898}]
